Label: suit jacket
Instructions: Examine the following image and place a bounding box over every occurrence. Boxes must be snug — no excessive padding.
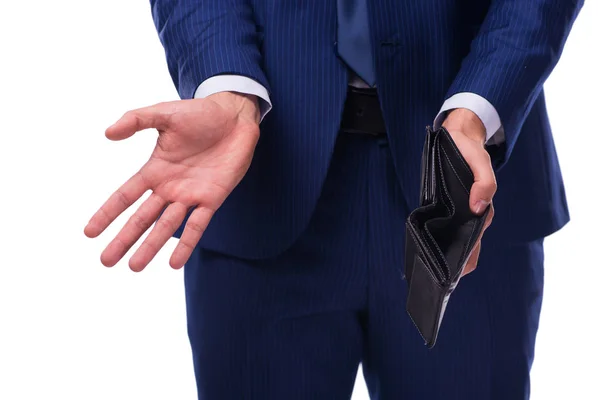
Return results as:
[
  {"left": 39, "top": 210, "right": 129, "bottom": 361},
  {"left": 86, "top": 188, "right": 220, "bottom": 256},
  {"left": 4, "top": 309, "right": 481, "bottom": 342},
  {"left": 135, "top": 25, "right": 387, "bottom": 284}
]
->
[{"left": 150, "top": 0, "right": 583, "bottom": 259}]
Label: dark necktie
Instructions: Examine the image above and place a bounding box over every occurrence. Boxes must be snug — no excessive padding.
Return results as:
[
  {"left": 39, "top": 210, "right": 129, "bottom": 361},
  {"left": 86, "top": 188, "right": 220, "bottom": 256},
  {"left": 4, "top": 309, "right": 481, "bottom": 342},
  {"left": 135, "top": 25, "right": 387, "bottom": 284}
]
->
[{"left": 336, "top": 0, "right": 376, "bottom": 87}]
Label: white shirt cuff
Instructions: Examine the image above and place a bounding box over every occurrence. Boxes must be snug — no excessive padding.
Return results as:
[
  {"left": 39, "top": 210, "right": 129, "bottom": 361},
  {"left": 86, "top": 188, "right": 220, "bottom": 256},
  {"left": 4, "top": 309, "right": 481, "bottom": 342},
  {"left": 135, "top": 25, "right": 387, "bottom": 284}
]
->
[
  {"left": 194, "top": 75, "right": 272, "bottom": 122},
  {"left": 433, "top": 92, "right": 505, "bottom": 145}
]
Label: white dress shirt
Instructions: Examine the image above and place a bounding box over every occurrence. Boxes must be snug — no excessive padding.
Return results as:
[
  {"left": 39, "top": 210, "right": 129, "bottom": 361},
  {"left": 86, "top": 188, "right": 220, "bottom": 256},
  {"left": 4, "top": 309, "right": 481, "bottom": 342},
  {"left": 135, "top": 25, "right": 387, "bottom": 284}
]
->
[{"left": 194, "top": 75, "right": 504, "bottom": 145}]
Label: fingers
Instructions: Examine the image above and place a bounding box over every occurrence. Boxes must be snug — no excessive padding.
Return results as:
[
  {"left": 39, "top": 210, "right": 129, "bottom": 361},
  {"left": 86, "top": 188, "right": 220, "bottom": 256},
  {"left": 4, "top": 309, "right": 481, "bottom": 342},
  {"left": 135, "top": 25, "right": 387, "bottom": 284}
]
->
[
  {"left": 128, "top": 202, "right": 188, "bottom": 272},
  {"left": 84, "top": 172, "right": 149, "bottom": 238},
  {"left": 443, "top": 112, "right": 495, "bottom": 215},
  {"left": 483, "top": 202, "right": 495, "bottom": 229},
  {"left": 105, "top": 102, "right": 174, "bottom": 141},
  {"left": 469, "top": 151, "right": 497, "bottom": 215},
  {"left": 169, "top": 206, "right": 214, "bottom": 270},
  {"left": 99, "top": 193, "right": 168, "bottom": 267}
]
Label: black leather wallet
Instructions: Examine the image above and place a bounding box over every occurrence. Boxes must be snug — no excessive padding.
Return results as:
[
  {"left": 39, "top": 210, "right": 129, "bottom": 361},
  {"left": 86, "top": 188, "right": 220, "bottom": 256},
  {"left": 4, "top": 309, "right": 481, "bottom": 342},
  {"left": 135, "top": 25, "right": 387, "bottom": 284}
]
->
[{"left": 404, "top": 126, "right": 490, "bottom": 348}]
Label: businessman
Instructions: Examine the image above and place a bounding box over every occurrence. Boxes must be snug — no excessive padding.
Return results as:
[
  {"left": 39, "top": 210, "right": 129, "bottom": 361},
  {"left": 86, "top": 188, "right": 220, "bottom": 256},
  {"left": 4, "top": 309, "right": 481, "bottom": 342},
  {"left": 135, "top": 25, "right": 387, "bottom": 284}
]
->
[{"left": 85, "top": 1, "right": 582, "bottom": 399}]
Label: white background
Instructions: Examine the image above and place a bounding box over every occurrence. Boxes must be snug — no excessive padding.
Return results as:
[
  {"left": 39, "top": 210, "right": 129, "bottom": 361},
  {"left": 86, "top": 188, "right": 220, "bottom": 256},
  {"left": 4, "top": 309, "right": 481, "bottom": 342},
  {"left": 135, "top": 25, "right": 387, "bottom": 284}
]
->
[{"left": 0, "top": 1, "right": 598, "bottom": 399}]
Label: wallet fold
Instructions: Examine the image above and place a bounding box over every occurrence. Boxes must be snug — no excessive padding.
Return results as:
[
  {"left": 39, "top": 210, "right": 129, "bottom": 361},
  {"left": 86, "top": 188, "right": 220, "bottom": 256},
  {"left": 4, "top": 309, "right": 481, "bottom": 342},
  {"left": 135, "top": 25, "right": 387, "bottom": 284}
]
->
[{"left": 404, "top": 126, "right": 490, "bottom": 348}]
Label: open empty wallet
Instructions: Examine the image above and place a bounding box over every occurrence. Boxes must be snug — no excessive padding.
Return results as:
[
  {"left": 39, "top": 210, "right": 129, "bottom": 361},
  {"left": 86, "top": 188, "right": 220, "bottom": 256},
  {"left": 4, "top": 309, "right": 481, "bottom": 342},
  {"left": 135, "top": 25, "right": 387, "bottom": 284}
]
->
[{"left": 404, "top": 126, "right": 491, "bottom": 348}]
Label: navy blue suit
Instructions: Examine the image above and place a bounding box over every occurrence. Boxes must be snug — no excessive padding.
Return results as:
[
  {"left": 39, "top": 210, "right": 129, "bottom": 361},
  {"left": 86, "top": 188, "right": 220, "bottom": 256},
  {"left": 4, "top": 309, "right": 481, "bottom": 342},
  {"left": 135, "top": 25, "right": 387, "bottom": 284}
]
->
[{"left": 150, "top": 1, "right": 582, "bottom": 398}]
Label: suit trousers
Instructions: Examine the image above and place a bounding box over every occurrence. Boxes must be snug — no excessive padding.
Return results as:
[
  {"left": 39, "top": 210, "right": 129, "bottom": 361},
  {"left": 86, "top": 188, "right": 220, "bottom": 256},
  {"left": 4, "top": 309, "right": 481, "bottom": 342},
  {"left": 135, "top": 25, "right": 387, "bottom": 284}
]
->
[{"left": 184, "top": 132, "right": 545, "bottom": 400}]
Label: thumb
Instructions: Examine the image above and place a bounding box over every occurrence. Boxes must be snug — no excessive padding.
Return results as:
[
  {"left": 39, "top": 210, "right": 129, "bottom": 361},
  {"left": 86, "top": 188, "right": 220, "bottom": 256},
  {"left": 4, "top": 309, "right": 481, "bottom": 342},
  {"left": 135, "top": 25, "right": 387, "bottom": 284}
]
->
[
  {"left": 469, "top": 152, "right": 497, "bottom": 215},
  {"left": 105, "top": 102, "right": 172, "bottom": 141}
]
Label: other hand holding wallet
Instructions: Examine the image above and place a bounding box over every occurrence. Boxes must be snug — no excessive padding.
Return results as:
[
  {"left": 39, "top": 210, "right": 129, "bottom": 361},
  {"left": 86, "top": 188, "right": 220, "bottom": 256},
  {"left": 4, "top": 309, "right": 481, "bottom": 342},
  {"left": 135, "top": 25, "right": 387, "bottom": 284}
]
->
[{"left": 404, "top": 126, "right": 491, "bottom": 348}]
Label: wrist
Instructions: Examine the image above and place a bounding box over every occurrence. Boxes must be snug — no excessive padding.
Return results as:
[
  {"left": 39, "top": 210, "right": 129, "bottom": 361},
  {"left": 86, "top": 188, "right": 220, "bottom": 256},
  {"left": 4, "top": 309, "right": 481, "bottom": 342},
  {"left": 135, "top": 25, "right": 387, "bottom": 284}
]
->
[
  {"left": 208, "top": 92, "right": 261, "bottom": 125},
  {"left": 442, "top": 108, "right": 486, "bottom": 145}
]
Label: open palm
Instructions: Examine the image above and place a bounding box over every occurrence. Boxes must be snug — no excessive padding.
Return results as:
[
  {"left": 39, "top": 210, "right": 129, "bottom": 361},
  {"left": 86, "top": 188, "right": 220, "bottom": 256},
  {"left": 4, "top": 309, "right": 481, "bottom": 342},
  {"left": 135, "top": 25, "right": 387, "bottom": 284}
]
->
[{"left": 84, "top": 94, "right": 260, "bottom": 271}]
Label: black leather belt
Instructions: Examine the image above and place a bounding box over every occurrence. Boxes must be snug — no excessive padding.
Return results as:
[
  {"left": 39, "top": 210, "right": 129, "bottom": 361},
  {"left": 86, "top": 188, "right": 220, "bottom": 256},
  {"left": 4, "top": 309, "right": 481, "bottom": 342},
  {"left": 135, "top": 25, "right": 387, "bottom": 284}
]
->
[{"left": 340, "top": 86, "right": 386, "bottom": 136}]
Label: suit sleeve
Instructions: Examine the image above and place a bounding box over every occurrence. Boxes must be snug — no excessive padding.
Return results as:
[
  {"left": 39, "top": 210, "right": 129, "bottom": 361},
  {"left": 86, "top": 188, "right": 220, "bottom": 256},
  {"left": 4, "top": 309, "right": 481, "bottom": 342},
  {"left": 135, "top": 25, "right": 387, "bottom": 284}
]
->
[
  {"left": 150, "top": 0, "right": 270, "bottom": 100},
  {"left": 444, "top": 0, "right": 584, "bottom": 166}
]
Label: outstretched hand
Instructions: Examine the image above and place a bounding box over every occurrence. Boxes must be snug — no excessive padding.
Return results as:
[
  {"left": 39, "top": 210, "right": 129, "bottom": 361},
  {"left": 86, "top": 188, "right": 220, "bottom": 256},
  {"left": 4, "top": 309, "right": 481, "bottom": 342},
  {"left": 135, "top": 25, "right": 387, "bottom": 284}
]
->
[
  {"left": 442, "top": 108, "right": 497, "bottom": 277},
  {"left": 84, "top": 92, "right": 261, "bottom": 272}
]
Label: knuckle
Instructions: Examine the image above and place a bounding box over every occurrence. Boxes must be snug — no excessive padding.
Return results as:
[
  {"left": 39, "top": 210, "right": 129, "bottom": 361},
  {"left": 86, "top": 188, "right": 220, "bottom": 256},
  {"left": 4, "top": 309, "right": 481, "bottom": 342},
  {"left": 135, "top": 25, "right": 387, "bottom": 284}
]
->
[
  {"left": 131, "top": 213, "right": 151, "bottom": 232},
  {"left": 159, "top": 102, "right": 178, "bottom": 123},
  {"left": 124, "top": 110, "right": 140, "bottom": 124},
  {"left": 490, "top": 180, "right": 498, "bottom": 192},
  {"left": 480, "top": 180, "right": 497, "bottom": 197},
  {"left": 113, "top": 236, "right": 130, "bottom": 253},
  {"left": 185, "top": 220, "right": 205, "bottom": 235},
  {"left": 156, "top": 216, "right": 175, "bottom": 231},
  {"left": 97, "top": 206, "right": 112, "bottom": 223},
  {"left": 115, "top": 189, "right": 132, "bottom": 208},
  {"left": 136, "top": 171, "right": 152, "bottom": 190},
  {"left": 177, "top": 238, "right": 196, "bottom": 254},
  {"left": 177, "top": 189, "right": 198, "bottom": 206},
  {"left": 142, "top": 238, "right": 160, "bottom": 254}
]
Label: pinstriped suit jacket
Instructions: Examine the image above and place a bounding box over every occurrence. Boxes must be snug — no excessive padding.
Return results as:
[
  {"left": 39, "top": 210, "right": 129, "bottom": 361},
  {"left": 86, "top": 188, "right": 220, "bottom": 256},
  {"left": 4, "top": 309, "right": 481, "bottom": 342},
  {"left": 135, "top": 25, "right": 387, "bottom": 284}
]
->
[{"left": 150, "top": 0, "right": 583, "bottom": 258}]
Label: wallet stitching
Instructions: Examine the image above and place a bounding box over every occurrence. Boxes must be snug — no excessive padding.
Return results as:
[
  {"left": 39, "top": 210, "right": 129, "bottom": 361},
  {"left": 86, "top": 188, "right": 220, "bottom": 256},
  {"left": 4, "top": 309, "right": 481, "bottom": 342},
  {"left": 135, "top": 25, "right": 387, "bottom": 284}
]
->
[
  {"left": 439, "top": 144, "right": 485, "bottom": 280},
  {"left": 455, "top": 219, "right": 479, "bottom": 281},
  {"left": 423, "top": 217, "right": 448, "bottom": 280},
  {"left": 439, "top": 145, "right": 469, "bottom": 195},
  {"left": 407, "top": 226, "right": 444, "bottom": 288},
  {"left": 440, "top": 147, "right": 486, "bottom": 278},
  {"left": 416, "top": 159, "right": 449, "bottom": 278},
  {"left": 421, "top": 131, "right": 432, "bottom": 205},
  {"left": 406, "top": 256, "right": 431, "bottom": 344},
  {"left": 422, "top": 144, "right": 454, "bottom": 280},
  {"left": 457, "top": 210, "right": 488, "bottom": 280},
  {"left": 405, "top": 253, "right": 445, "bottom": 346},
  {"left": 440, "top": 144, "right": 478, "bottom": 268},
  {"left": 407, "top": 303, "right": 429, "bottom": 344},
  {"left": 405, "top": 228, "right": 430, "bottom": 343},
  {"left": 441, "top": 128, "right": 474, "bottom": 180},
  {"left": 423, "top": 144, "right": 450, "bottom": 267}
]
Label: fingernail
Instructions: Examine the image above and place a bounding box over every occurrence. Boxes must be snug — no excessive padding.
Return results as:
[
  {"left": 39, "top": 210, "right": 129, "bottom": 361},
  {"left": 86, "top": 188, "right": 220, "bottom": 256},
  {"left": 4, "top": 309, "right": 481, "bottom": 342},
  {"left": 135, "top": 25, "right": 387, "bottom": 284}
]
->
[{"left": 474, "top": 200, "right": 489, "bottom": 214}]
